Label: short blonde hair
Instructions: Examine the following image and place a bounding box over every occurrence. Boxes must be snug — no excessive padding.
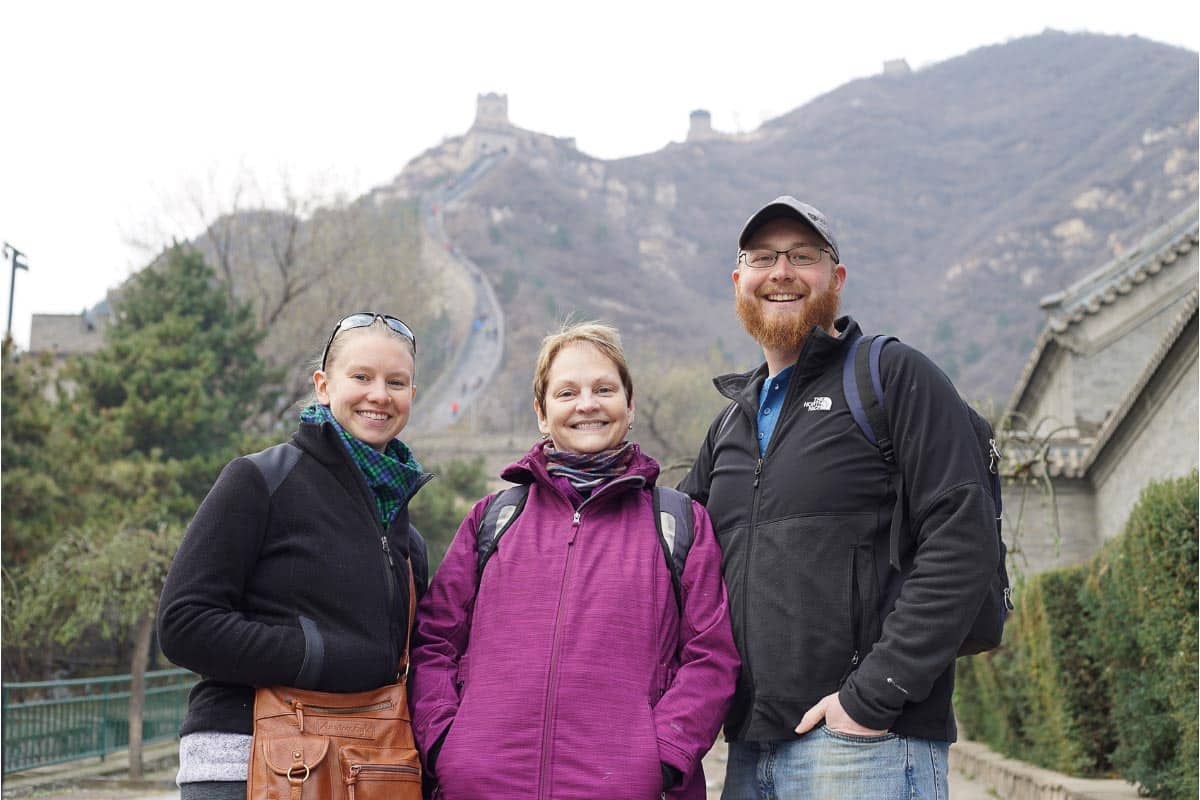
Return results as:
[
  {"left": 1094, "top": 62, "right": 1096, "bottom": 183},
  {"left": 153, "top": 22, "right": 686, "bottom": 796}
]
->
[{"left": 533, "top": 321, "right": 633, "bottom": 416}]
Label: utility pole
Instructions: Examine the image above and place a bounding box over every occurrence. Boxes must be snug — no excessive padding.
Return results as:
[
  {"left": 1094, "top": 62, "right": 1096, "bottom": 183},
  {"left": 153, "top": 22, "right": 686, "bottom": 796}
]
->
[{"left": 3, "top": 242, "right": 29, "bottom": 340}]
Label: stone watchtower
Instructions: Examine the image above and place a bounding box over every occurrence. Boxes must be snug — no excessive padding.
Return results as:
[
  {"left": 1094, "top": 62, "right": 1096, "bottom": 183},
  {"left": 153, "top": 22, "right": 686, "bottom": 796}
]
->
[
  {"left": 687, "top": 109, "right": 716, "bottom": 142},
  {"left": 474, "top": 93, "right": 509, "bottom": 129}
]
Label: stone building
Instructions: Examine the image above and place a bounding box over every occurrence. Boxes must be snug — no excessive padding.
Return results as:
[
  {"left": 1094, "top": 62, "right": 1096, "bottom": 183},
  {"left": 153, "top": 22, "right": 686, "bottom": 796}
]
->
[
  {"left": 1002, "top": 203, "right": 1198, "bottom": 574},
  {"left": 687, "top": 109, "right": 716, "bottom": 142},
  {"left": 28, "top": 306, "right": 108, "bottom": 359}
]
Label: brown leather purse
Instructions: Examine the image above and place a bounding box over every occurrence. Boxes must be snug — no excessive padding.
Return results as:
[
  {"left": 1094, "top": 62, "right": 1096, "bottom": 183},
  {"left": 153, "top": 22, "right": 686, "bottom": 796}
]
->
[{"left": 246, "top": 571, "right": 421, "bottom": 800}]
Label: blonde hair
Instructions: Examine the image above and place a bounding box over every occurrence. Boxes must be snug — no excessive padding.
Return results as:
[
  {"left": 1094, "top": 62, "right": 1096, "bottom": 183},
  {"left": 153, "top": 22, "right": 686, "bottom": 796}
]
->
[{"left": 533, "top": 321, "right": 633, "bottom": 416}]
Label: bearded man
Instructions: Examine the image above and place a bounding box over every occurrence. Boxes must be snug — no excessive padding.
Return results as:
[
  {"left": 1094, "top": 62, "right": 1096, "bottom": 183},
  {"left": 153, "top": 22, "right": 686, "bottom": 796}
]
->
[{"left": 680, "top": 197, "right": 998, "bottom": 799}]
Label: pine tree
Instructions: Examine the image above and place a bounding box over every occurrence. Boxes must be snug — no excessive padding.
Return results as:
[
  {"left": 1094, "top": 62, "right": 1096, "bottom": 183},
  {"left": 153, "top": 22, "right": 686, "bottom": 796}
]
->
[{"left": 3, "top": 245, "right": 279, "bottom": 776}]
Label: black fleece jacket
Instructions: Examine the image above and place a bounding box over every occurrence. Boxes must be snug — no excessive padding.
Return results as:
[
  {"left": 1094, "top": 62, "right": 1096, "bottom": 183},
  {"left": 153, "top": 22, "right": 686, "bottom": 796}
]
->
[
  {"left": 680, "top": 317, "right": 997, "bottom": 743},
  {"left": 157, "top": 421, "right": 429, "bottom": 736}
]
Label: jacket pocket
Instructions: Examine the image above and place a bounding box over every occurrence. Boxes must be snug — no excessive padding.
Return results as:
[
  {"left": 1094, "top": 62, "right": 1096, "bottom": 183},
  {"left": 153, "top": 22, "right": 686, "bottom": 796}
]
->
[
  {"left": 340, "top": 745, "right": 421, "bottom": 799},
  {"left": 651, "top": 661, "right": 677, "bottom": 705},
  {"left": 744, "top": 513, "right": 874, "bottom": 700}
]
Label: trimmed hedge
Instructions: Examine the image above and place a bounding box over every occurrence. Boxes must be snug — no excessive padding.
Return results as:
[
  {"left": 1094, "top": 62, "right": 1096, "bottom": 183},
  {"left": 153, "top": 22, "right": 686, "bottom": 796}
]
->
[{"left": 956, "top": 472, "right": 1198, "bottom": 799}]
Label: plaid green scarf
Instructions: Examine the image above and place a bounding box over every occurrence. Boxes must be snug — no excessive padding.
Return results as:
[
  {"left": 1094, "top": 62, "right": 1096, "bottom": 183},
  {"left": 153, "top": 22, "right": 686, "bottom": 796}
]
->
[{"left": 300, "top": 403, "right": 422, "bottom": 528}]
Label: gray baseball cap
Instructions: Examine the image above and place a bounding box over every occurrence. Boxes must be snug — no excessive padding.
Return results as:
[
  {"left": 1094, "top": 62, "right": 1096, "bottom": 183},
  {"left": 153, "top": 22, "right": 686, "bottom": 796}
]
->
[{"left": 738, "top": 196, "right": 840, "bottom": 264}]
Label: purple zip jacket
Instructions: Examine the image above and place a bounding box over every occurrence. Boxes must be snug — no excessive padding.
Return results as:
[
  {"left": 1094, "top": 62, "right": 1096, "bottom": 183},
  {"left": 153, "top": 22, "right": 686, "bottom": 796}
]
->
[{"left": 411, "top": 442, "right": 738, "bottom": 800}]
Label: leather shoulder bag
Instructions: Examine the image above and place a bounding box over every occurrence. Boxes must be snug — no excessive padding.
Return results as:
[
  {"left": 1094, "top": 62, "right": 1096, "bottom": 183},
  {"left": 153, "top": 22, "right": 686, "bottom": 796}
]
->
[{"left": 246, "top": 568, "right": 421, "bottom": 800}]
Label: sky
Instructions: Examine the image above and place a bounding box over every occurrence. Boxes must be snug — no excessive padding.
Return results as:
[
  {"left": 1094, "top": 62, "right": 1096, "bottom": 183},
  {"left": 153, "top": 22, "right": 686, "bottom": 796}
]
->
[{"left": 1, "top": 1, "right": 1197, "bottom": 348}]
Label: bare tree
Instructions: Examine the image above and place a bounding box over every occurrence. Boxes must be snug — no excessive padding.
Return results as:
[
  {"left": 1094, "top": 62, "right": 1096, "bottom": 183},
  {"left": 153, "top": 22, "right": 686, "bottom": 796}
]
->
[{"left": 125, "top": 169, "right": 425, "bottom": 419}]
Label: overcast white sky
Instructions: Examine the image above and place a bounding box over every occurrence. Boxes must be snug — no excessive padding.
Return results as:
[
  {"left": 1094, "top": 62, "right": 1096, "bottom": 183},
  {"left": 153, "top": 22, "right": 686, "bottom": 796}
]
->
[{"left": 1, "top": 0, "right": 1197, "bottom": 348}]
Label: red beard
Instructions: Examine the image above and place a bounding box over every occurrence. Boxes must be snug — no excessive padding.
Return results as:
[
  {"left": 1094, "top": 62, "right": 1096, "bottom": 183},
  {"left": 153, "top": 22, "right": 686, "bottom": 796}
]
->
[{"left": 735, "top": 281, "right": 841, "bottom": 353}]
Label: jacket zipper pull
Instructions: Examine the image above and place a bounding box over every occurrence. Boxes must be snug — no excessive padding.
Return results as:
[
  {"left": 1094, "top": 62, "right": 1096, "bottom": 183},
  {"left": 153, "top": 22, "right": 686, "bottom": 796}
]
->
[
  {"left": 572, "top": 510, "right": 581, "bottom": 526},
  {"left": 753, "top": 458, "right": 763, "bottom": 488},
  {"left": 380, "top": 536, "right": 395, "bottom": 567}
]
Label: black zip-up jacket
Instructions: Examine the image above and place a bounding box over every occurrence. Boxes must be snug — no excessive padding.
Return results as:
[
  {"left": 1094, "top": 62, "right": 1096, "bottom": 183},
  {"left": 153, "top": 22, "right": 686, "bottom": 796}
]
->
[
  {"left": 158, "top": 421, "right": 430, "bottom": 736},
  {"left": 679, "top": 317, "right": 996, "bottom": 743}
]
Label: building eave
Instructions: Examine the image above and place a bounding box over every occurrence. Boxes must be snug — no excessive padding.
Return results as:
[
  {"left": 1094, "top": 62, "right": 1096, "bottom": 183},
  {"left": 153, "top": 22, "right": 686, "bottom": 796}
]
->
[
  {"left": 1004, "top": 203, "right": 1199, "bottom": 424},
  {"left": 1078, "top": 292, "right": 1199, "bottom": 477}
]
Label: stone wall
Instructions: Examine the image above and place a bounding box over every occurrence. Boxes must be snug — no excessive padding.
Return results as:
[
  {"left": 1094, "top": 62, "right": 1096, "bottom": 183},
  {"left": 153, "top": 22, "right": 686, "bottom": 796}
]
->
[
  {"left": 1068, "top": 255, "right": 1197, "bottom": 430},
  {"left": 29, "top": 312, "right": 106, "bottom": 356},
  {"left": 1092, "top": 315, "right": 1198, "bottom": 542},
  {"left": 1004, "top": 477, "right": 1098, "bottom": 575}
]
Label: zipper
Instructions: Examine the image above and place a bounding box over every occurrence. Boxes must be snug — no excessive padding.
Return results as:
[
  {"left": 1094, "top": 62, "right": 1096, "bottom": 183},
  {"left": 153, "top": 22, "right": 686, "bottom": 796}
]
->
[
  {"left": 736, "top": 456, "right": 765, "bottom": 739},
  {"left": 291, "top": 699, "right": 394, "bottom": 715},
  {"left": 380, "top": 535, "right": 397, "bottom": 607},
  {"left": 347, "top": 762, "right": 421, "bottom": 799},
  {"left": 731, "top": 359, "right": 817, "bottom": 738},
  {"left": 848, "top": 548, "right": 861, "bottom": 656},
  {"left": 538, "top": 504, "right": 583, "bottom": 800},
  {"left": 378, "top": 472, "right": 433, "bottom": 677},
  {"left": 839, "top": 549, "right": 861, "bottom": 685},
  {"left": 349, "top": 763, "right": 419, "bottom": 777},
  {"left": 348, "top": 465, "right": 431, "bottom": 677}
]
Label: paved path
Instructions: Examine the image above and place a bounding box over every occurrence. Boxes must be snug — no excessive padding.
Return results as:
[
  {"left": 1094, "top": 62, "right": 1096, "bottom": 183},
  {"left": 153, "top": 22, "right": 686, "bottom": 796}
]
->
[
  {"left": 6, "top": 743, "right": 993, "bottom": 799},
  {"left": 409, "top": 152, "right": 508, "bottom": 434}
]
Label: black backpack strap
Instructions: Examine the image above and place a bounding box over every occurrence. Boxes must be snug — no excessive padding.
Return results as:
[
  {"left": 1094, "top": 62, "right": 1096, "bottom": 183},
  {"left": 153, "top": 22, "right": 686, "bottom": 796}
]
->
[
  {"left": 245, "top": 442, "right": 302, "bottom": 496},
  {"left": 476, "top": 484, "right": 530, "bottom": 578},
  {"left": 844, "top": 335, "right": 906, "bottom": 573},
  {"left": 652, "top": 486, "right": 694, "bottom": 611}
]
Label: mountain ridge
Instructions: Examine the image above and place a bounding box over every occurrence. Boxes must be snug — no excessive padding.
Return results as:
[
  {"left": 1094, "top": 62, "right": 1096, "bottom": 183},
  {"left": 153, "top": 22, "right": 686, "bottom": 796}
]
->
[{"left": 425, "top": 30, "right": 1195, "bottom": 428}]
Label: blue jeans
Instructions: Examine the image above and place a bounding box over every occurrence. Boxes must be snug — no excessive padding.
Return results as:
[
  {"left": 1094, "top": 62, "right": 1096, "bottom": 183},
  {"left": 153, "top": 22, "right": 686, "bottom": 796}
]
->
[{"left": 722, "top": 727, "right": 949, "bottom": 799}]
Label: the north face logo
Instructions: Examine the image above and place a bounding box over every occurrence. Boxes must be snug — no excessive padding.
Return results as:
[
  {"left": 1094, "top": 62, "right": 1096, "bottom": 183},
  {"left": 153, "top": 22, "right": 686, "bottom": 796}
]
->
[{"left": 803, "top": 396, "right": 832, "bottom": 411}]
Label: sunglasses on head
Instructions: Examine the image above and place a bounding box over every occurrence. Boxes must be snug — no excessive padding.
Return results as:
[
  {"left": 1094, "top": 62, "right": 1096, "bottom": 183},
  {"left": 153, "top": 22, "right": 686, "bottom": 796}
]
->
[{"left": 320, "top": 313, "right": 416, "bottom": 371}]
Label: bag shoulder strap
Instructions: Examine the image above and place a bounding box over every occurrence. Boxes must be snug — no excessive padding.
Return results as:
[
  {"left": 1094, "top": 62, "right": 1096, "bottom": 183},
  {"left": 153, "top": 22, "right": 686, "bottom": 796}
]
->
[
  {"left": 398, "top": 561, "right": 417, "bottom": 679},
  {"left": 476, "top": 484, "right": 531, "bottom": 578},
  {"left": 842, "top": 334, "right": 897, "bottom": 464},
  {"left": 843, "top": 334, "right": 906, "bottom": 570},
  {"left": 474, "top": 483, "right": 695, "bottom": 611},
  {"left": 652, "top": 485, "right": 695, "bottom": 611}
]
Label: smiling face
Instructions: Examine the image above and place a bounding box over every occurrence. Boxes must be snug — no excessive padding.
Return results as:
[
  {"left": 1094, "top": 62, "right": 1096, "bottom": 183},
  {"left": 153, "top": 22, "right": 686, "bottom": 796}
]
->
[
  {"left": 733, "top": 217, "right": 847, "bottom": 369},
  {"left": 536, "top": 341, "right": 633, "bottom": 454},
  {"left": 313, "top": 329, "right": 416, "bottom": 451}
]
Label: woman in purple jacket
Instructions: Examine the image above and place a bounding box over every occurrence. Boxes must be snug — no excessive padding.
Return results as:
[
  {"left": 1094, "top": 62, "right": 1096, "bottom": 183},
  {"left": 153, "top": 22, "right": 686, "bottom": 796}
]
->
[{"left": 412, "top": 322, "right": 738, "bottom": 800}]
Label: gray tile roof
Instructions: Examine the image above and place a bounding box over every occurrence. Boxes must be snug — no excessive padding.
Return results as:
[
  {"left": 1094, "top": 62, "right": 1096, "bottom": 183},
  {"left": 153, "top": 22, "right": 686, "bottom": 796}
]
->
[{"left": 1006, "top": 203, "right": 1199, "bottom": 416}]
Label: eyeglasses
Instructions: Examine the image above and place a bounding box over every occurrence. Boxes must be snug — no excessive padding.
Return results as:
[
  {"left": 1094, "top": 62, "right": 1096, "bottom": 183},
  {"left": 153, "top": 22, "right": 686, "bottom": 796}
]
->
[
  {"left": 738, "top": 245, "right": 834, "bottom": 269},
  {"left": 320, "top": 313, "right": 416, "bottom": 371}
]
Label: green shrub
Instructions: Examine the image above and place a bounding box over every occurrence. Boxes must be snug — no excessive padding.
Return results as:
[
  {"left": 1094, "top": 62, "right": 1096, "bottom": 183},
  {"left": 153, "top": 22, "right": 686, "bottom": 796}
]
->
[
  {"left": 956, "top": 635, "right": 1024, "bottom": 752},
  {"left": 1013, "top": 567, "right": 1095, "bottom": 773},
  {"left": 408, "top": 457, "right": 490, "bottom": 569},
  {"left": 1090, "top": 473, "right": 1198, "bottom": 799},
  {"left": 955, "top": 472, "right": 1198, "bottom": 798}
]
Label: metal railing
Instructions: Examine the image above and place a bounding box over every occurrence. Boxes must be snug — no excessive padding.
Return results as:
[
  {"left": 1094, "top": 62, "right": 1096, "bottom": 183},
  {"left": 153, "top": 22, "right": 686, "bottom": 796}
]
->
[{"left": 2, "top": 668, "right": 195, "bottom": 774}]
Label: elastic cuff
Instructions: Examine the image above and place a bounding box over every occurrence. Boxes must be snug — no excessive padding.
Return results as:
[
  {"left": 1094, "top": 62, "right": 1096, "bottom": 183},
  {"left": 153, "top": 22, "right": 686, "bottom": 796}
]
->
[
  {"left": 656, "top": 737, "right": 693, "bottom": 779},
  {"left": 838, "top": 683, "right": 896, "bottom": 732}
]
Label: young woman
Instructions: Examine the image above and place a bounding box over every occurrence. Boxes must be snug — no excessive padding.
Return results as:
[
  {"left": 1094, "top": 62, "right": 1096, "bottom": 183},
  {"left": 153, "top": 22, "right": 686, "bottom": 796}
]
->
[
  {"left": 158, "top": 313, "right": 429, "bottom": 800},
  {"left": 411, "top": 322, "right": 738, "bottom": 800}
]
